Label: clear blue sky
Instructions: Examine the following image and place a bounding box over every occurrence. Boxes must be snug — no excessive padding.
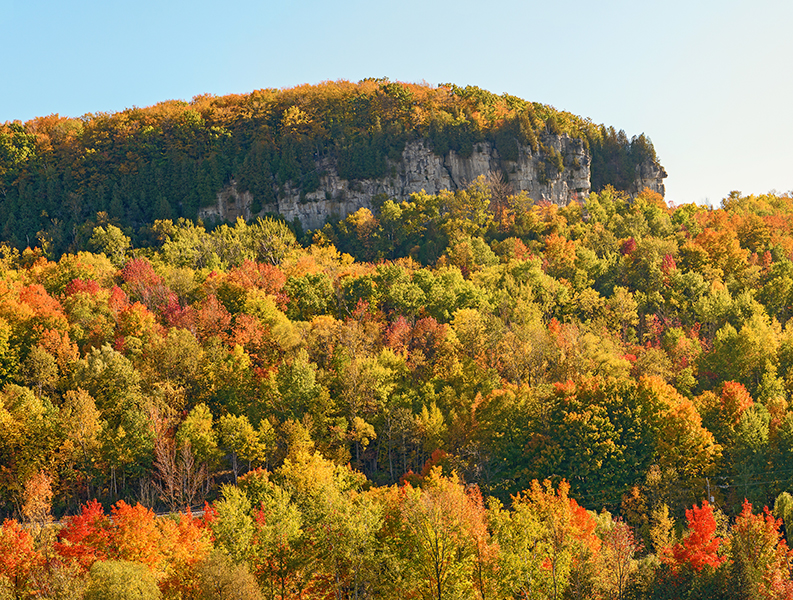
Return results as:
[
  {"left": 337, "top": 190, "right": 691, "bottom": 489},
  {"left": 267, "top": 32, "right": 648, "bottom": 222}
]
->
[{"left": 2, "top": 0, "right": 791, "bottom": 206}]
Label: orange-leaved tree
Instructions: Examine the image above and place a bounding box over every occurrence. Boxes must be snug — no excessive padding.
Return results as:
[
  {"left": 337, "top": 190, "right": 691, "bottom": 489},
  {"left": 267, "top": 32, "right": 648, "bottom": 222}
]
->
[
  {"left": 730, "top": 500, "right": 793, "bottom": 600},
  {"left": 0, "top": 518, "right": 42, "bottom": 598},
  {"left": 668, "top": 500, "right": 726, "bottom": 572},
  {"left": 54, "top": 499, "right": 110, "bottom": 572}
]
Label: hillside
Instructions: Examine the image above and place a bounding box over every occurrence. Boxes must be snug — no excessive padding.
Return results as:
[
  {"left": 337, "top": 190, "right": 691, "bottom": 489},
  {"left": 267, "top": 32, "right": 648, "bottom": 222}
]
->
[
  {"left": 21, "top": 81, "right": 793, "bottom": 600},
  {"left": 0, "top": 79, "right": 664, "bottom": 254},
  {"left": 2, "top": 184, "right": 793, "bottom": 598}
]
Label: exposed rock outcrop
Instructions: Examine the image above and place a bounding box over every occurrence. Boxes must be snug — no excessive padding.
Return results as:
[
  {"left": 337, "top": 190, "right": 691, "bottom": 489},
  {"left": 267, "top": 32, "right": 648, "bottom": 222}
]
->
[
  {"left": 200, "top": 135, "right": 665, "bottom": 230},
  {"left": 630, "top": 159, "right": 668, "bottom": 198}
]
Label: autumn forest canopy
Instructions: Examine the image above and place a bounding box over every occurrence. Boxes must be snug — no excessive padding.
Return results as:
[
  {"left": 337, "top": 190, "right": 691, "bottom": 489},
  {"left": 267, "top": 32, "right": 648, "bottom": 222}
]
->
[{"left": 2, "top": 80, "right": 793, "bottom": 599}]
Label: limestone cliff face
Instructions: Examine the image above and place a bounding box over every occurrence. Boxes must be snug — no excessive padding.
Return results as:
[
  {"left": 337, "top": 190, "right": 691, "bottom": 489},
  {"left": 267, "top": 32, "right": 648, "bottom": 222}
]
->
[
  {"left": 630, "top": 159, "right": 668, "bottom": 197},
  {"left": 200, "top": 135, "right": 664, "bottom": 230}
]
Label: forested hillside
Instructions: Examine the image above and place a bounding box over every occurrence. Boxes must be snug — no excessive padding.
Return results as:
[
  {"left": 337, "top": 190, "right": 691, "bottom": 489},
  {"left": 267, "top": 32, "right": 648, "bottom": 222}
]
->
[
  {"left": 2, "top": 179, "right": 793, "bottom": 598},
  {"left": 0, "top": 80, "right": 658, "bottom": 256}
]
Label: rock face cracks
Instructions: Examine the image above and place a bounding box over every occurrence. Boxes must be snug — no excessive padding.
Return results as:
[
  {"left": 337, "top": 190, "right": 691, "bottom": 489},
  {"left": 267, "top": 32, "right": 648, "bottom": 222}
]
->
[{"left": 200, "top": 135, "right": 666, "bottom": 230}]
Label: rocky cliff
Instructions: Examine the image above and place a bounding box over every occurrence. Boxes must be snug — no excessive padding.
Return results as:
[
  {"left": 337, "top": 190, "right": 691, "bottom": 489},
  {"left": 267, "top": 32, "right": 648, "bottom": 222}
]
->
[
  {"left": 629, "top": 159, "right": 668, "bottom": 198},
  {"left": 200, "top": 134, "right": 666, "bottom": 230}
]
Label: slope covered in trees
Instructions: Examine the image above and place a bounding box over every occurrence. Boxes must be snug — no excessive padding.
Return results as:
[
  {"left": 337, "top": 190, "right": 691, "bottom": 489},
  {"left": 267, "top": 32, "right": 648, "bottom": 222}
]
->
[
  {"left": 2, "top": 181, "right": 793, "bottom": 597},
  {"left": 0, "top": 80, "right": 657, "bottom": 256}
]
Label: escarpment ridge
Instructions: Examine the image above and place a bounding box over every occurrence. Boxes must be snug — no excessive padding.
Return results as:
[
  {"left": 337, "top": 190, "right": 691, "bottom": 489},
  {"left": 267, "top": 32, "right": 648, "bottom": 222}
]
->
[{"left": 0, "top": 79, "right": 664, "bottom": 251}]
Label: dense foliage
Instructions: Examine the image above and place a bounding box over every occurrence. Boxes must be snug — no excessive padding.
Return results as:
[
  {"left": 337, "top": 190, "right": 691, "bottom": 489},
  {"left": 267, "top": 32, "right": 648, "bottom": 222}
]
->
[
  {"left": 0, "top": 79, "right": 656, "bottom": 257},
  {"left": 3, "top": 182, "right": 793, "bottom": 597}
]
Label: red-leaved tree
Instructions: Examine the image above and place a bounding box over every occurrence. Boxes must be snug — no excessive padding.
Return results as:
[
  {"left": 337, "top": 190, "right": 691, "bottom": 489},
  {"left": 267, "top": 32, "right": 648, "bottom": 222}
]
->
[{"left": 669, "top": 500, "right": 726, "bottom": 572}]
